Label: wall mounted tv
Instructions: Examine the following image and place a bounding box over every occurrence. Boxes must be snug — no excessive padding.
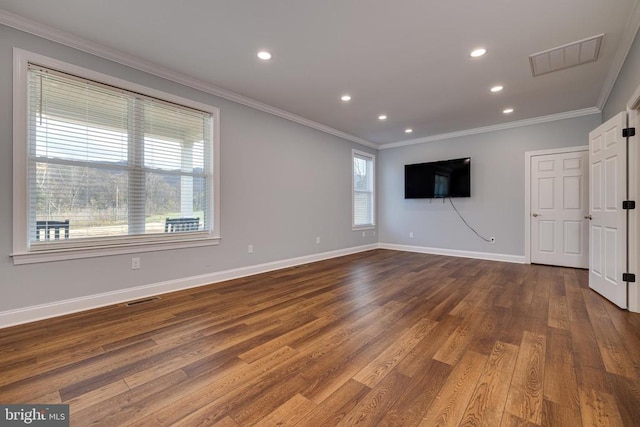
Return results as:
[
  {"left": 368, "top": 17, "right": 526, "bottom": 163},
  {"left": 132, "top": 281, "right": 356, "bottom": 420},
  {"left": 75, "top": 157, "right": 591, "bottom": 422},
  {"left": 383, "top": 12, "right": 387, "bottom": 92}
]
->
[{"left": 404, "top": 157, "right": 471, "bottom": 199}]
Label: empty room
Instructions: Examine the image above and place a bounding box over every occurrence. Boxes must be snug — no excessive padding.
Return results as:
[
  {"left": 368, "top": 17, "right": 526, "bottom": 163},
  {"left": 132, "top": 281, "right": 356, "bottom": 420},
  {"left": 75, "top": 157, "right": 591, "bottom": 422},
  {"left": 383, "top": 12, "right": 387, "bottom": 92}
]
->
[{"left": 1, "top": 1, "right": 640, "bottom": 426}]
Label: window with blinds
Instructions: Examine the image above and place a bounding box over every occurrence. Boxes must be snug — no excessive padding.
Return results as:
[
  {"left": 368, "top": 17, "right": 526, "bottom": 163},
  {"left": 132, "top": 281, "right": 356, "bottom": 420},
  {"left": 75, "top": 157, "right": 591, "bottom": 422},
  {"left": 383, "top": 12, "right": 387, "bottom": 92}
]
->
[
  {"left": 352, "top": 150, "right": 375, "bottom": 229},
  {"left": 26, "top": 64, "right": 215, "bottom": 250}
]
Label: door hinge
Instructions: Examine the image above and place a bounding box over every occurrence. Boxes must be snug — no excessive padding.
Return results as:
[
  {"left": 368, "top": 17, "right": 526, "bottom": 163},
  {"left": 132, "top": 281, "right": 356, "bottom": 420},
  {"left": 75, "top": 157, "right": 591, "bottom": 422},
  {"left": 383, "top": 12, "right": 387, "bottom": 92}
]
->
[
  {"left": 623, "top": 127, "right": 636, "bottom": 138},
  {"left": 623, "top": 200, "right": 636, "bottom": 210},
  {"left": 623, "top": 273, "right": 636, "bottom": 283}
]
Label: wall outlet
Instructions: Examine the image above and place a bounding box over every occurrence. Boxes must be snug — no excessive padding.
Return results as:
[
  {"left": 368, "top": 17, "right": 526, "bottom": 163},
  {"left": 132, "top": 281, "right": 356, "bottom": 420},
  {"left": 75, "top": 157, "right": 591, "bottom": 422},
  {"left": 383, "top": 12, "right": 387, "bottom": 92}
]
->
[
  {"left": 248, "top": 244, "right": 254, "bottom": 254},
  {"left": 490, "top": 237, "right": 496, "bottom": 244},
  {"left": 409, "top": 232, "right": 414, "bottom": 238},
  {"left": 362, "top": 231, "right": 366, "bottom": 237},
  {"left": 131, "top": 257, "right": 141, "bottom": 270},
  {"left": 316, "top": 237, "right": 320, "bottom": 244}
]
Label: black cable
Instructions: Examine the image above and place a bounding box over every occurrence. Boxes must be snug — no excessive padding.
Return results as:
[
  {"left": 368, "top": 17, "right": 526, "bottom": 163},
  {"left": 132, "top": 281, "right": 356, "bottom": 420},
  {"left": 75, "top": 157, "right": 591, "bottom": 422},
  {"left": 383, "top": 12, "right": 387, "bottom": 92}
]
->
[{"left": 447, "top": 197, "right": 492, "bottom": 243}]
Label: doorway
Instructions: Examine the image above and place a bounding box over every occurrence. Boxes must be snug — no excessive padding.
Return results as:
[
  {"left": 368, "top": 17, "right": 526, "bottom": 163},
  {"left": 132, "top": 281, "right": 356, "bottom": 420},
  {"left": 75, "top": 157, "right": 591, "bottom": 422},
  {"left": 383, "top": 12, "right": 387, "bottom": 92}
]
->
[{"left": 525, "top": 147, "right": 589, "bottom": 268}]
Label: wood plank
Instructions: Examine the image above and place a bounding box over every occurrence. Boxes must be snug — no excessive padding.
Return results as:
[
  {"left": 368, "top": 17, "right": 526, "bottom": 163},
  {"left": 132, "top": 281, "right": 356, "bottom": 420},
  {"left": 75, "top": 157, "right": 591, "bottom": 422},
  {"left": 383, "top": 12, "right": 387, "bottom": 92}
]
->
[
  {"left": 547, "top": 295, "right": 570, "bottom": 330},
  {"left": 419, "top": 350, "right": 488, "bottom": 426},
  {"left": 65, "top": 379, "right": 129, "bottom": 414},
  {"left": 542, "top": 361, "right": 581, "bottom": 422},
  {"left": 379, "top": 359, "right": 452, "bottom": 426},
  {"left": 582, "top": 290, "right": 637, "bottom": 379},
  {"left": 607, "top": 373, "right": 640, "bottom": 427},
  {"left": 541, "top": 399, "right": 581, "bottom": 427},
  {"left": 352, "top": 317, "right": 436, "bottom": 387},
  {"left": 504, "top": 331, "right": 546, "bottom": 424},
  {"left": 499, "top": 413, "right": 538, "bottom": 427},
  {"left": 141, "top": 345, "right": 300, "bottom": 426},
  {"left": 252, "top": 393, "right": 316, "bottom": 427},
  {"left": 432, "top": 315, "right": 478, "bottom": 366},
  {"left": 579, "top": 388, "right": 624, "bottom": 427},
  {"left": 295, "top": 379, "right": 370, "bottom": 426},
  {"left": 460, "top": 341, "right": 519, "bottom": 426},
  {"left": 396, "top": 314, "right": 459, "bottom": 377},
  {"left": 72, "top": 370, "right": 189, "bottom": 426},
  {"left": 338, "top": 370, "right": 412, "bottom": 426},
  {"left": 545, "top": 326, "right": 574, "bottom": 367}
]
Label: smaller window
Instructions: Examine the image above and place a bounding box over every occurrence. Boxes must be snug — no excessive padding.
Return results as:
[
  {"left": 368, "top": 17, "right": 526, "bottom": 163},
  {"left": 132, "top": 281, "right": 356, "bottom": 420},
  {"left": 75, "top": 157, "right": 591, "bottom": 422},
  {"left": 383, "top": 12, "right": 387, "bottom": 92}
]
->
[{"left": 352, "top": 149, "right": 375, "bottom": 229}]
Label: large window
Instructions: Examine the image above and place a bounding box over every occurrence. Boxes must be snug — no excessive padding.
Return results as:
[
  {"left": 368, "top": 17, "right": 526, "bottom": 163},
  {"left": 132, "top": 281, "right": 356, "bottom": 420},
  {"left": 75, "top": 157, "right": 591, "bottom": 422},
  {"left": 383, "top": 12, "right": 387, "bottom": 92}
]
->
[
  {"left": 352, "top": 149, "right": 375, "bottom": 229},
  {"left": 13, "top": 50, "right": 220, "bottom": 264}
]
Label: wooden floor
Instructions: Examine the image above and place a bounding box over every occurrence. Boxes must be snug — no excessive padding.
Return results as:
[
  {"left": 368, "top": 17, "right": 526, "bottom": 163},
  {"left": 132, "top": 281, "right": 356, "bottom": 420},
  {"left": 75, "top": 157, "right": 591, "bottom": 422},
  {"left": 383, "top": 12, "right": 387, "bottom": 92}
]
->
[{"left": 1, "top": 250, "right": 639, "bottom": 426}]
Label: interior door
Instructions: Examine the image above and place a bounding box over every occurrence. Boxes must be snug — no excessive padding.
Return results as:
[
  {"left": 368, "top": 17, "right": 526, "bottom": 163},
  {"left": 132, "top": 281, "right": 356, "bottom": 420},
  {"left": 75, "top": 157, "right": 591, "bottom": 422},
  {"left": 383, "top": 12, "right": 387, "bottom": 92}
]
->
[
  {"left": 531, "top": 151, "right": 589, "bottom": 268},
  {"left": 589, "top": 112, "right": 627, "bottom": 308}
]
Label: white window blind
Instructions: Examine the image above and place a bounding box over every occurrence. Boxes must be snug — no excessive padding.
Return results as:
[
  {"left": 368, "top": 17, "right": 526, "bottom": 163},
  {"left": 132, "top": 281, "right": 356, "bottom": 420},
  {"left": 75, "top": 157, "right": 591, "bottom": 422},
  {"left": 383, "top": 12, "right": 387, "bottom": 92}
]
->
[
  {"left": 27, "top": 64, "right": 214, "bottom": 249},
  {"left": 353, "top": 150, "right": 375, "bottom": 228}
]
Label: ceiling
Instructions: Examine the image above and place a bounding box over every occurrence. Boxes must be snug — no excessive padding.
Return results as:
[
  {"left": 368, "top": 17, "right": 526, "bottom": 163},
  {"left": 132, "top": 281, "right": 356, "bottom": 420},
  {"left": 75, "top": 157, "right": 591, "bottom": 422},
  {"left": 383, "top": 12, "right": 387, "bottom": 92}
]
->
[{"left": 1, "top": 0, "right": 639, "bottom": 146}]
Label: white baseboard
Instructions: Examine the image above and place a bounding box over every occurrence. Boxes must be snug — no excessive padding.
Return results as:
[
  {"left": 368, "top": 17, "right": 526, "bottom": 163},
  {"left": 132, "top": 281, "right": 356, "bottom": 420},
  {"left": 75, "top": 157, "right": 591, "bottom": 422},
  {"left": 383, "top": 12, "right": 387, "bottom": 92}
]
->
[
  {"left": 378, "top": 243, "right": 526, "bottom": 264},
  {"left": 0, "top": 244, "right": 378, "bottom": 329}
]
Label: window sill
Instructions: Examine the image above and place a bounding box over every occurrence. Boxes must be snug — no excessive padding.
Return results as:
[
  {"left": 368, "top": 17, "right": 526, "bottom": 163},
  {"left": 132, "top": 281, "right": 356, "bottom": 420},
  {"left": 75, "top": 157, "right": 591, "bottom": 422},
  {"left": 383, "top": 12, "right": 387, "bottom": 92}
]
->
[
  {"left": 352, "top": 225, "right": 376, "bottom": 231},
  {"left": 11, "top": 236, "right": 220, "bottom": 265}
]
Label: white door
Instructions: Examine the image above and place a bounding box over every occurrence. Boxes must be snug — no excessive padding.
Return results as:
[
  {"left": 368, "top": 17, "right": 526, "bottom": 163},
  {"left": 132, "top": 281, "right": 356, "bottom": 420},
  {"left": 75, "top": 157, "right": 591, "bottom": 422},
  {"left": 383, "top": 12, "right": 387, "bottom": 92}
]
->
[
  {"left": 589, "top": 112, "right": 627, "bottom": 309},
  {"left": 531, "top": 151, "right": 589, "bottom": 268}
]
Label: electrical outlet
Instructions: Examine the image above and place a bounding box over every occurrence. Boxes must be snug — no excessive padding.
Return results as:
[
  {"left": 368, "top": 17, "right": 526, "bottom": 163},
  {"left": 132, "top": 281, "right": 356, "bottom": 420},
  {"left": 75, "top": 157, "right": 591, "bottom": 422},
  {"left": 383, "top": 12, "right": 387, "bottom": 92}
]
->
[
  {"left": 316, "top": 237, "right": 320, "bottom": 244},
  {"left": 409, "top": 232, "right": 414, "bottom": 238},
  {"left": 362, "top": 231, "right": 366, "bottom": 237},
  {"left": 248, "top": 244, "right": 254, "bottom": 254},
  {"left": 131, "top": 257, "right": 141, "bottom": 270},
  {"left": 490, "top": 237, "right": 496, "bottom": 244}
]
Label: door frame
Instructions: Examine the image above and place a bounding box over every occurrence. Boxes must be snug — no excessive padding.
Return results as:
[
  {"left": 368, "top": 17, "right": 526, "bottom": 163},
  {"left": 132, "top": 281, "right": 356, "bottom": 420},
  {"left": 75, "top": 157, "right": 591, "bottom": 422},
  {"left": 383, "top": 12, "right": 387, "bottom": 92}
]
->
[{"left": 524, "top": 145, "right": 589, "bottom": 265}]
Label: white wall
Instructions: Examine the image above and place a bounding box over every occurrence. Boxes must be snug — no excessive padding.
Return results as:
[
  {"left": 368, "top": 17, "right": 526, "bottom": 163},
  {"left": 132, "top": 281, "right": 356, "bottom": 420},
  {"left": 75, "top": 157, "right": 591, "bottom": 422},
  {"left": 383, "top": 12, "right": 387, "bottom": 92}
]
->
[
  {"left": 0, "top": 25, "right": 377, "bottom": 318},
  {"left": 378, "top": 114, "right": 602, "bottom": 259}
]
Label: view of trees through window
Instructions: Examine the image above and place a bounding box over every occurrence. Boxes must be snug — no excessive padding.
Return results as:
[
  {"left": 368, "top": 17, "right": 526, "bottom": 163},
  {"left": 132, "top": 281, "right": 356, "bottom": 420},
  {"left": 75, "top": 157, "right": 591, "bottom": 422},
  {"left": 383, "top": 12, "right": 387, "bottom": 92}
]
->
[
  {"left": 353, "top": 152, "right": 374, "bottom": 227},
  {"left": 35, "top": 162, "right": 206, "bottom": 238}
]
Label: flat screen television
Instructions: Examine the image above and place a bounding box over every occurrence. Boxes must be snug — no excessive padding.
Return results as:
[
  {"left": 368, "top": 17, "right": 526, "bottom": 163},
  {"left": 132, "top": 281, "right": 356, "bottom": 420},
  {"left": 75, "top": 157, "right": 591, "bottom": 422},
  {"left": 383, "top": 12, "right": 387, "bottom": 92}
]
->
[{"left": 405, "top": 157, "right": 471, "bottom": 199}]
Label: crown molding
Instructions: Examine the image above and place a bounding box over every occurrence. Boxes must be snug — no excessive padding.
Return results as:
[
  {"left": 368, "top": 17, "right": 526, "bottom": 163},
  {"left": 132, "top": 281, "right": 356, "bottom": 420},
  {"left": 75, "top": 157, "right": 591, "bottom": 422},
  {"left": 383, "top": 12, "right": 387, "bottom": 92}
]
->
[
  {"left": 378, "top": 107, "right": 601, "bottom": 150},
  {"left": 0, "top": 9, "right": 377, "bottom": 149},
  {"left": 596, "top": 0, "right": 640, "bottom": 110}
]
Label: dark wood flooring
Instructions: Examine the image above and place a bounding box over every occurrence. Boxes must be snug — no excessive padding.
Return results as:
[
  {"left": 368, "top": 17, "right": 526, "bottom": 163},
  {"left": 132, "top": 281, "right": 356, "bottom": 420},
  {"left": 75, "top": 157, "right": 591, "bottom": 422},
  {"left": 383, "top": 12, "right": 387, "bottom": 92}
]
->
[{"left": 1, "top": 249, "right": 639, "bottom": 426}]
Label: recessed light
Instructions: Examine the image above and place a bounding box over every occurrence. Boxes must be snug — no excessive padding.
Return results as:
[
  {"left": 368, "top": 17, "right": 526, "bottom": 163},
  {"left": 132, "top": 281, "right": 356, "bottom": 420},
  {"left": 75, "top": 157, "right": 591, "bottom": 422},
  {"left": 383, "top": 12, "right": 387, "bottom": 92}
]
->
[
  {"left": 490, "top": 85, "right": 503, "bottom": 93},
  {"left": 470, "top": 48, "right": 487, "bottom": 58},
  {"left": 405, "top": 128, "right": 413, "bottom": 133},
  {"left": 341, "top": 95, "right": 352, "bottom": 102},
  {"left": 503, "top": 108, "right": 514, "bottom": 114},
  {"left": 378, "top": 115, "right": 387, "bottom": 121},
  {"left": 257, "top": 51, "right": 272, "bottom": 60}
]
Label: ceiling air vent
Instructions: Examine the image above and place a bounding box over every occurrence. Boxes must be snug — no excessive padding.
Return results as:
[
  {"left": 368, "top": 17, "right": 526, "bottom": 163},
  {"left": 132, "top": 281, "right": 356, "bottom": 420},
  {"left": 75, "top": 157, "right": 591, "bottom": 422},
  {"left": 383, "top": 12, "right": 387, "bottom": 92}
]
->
[{"left": 529, "top": 34, "right": 604, "bottom": 77}]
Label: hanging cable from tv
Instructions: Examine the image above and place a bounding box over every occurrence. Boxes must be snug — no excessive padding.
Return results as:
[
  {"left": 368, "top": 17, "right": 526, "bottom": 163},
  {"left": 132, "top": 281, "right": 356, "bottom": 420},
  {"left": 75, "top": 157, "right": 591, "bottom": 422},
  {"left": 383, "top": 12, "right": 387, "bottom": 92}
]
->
[{"left": 447, "top": 197, "right": 492, "bottom": 243}]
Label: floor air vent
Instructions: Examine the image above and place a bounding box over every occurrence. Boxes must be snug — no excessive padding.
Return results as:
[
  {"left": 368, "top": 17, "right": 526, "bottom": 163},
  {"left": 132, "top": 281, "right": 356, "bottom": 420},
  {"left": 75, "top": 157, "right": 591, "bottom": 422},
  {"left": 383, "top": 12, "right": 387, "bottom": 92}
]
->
[{"left": 125, "top": 296, "right": 161, "bottom": 306}]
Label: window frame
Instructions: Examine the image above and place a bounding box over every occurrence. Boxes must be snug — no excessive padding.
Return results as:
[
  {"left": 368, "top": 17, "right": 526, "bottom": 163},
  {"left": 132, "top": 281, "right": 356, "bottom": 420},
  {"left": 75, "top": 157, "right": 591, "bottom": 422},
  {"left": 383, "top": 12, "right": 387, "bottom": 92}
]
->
[
  {"left": 12, "top": 49, "right": 221, "bottom": 265},
  {"left": 352, "top": 149, "right": 376, "bottom": 230}
]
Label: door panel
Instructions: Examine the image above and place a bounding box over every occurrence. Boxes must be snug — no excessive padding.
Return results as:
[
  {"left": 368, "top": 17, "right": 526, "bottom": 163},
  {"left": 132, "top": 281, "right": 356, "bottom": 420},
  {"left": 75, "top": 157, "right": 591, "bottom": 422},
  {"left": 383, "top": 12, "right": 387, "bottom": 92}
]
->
[
  {"left": 564, "top": 221, "right": 582, "bottom": 254},
  {"left": 588, "top": 112, "right": 627, "bottom": 308},
  {"left": 531, "top": 151, "right": 589, "bottom": 268},
  {"left": 591, "top": 225, "right": 602, "bottom": 274},
  {"left": 538, "top": 221, "right": 555, "bottom": 252},
  {"left": 563, "top": 176, "right": 581, "bottom": 209}
]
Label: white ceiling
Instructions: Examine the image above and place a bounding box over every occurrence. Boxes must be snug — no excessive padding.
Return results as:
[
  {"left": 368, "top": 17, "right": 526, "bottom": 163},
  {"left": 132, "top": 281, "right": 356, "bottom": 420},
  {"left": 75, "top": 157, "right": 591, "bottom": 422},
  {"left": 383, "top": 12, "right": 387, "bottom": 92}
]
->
[{"left": 1, "top": 0, "right": 639, "bottom": 146}]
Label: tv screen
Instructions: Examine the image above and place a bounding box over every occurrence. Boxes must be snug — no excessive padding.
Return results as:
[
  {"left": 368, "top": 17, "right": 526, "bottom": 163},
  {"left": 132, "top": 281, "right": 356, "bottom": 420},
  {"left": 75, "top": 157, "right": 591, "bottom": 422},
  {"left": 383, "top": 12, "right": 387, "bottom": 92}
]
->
[{"left": 405, "top": 157, "right": 471, "bottom": 198}]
